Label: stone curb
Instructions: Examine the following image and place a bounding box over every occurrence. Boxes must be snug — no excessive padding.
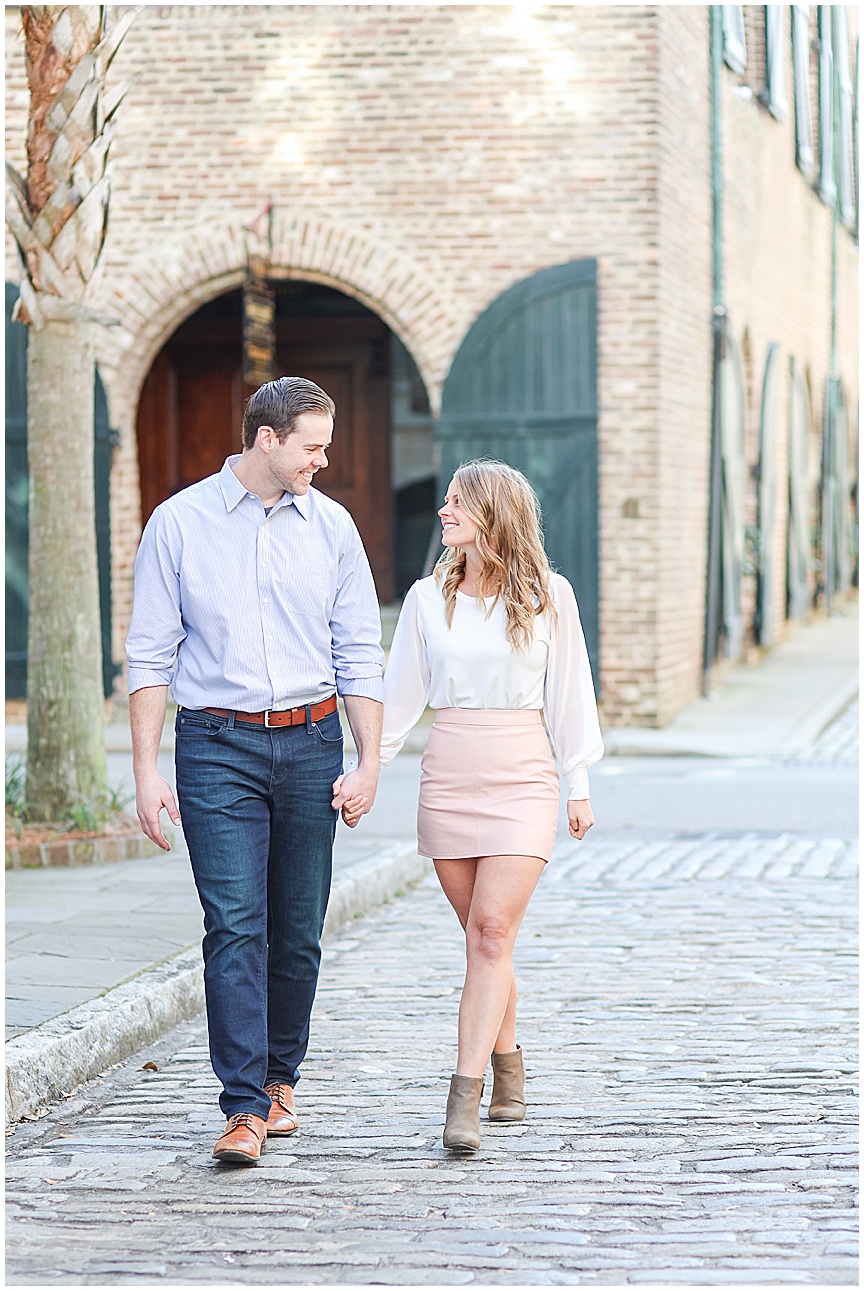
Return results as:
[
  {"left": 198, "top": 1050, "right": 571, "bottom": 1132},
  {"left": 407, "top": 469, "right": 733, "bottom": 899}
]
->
[
  {"left": 5, "top": 831, "right": 165, "bottom": 871},
  {"left": 5, "top": 842, "right": 430, "bottom": 1125}
]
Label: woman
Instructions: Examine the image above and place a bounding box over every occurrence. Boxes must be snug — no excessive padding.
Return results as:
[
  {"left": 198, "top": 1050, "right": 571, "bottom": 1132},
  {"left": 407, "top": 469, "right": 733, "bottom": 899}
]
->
[{"left": 344, "top": 460, "right": 603, "bottom": 1152}]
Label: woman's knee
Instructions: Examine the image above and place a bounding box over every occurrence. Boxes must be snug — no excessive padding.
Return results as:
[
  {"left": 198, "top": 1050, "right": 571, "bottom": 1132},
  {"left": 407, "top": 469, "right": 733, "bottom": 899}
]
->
[{"left": 467, "top": 915, "right": 515, "bottom": 964}]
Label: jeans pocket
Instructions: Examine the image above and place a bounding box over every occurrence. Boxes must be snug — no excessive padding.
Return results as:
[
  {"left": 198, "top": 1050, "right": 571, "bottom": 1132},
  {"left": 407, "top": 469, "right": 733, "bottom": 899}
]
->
[
  {"left": 176, "top": 714, "right": 225, "bottom": 739},
  {"left": 313, "top": 713, "right": 344, "bottom": 745}
]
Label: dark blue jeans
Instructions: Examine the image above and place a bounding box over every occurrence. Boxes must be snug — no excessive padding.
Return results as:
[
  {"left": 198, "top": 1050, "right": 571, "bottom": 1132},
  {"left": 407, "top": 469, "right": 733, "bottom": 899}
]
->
[{"left": 174, "top": 706, "right": 342, "bottom": 1120}]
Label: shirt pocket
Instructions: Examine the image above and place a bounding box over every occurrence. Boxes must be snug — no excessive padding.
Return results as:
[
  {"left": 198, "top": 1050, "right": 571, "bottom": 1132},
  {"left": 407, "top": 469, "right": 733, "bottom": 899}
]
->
[{"left": 271, "top": 558, "right": 335, "bottom": 620}]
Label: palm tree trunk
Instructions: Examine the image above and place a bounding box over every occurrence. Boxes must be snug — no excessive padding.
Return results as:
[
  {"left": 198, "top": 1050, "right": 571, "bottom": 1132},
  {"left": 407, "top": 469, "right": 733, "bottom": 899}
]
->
[
  {"left": 26, "top": 300, "right": 107, "bottom": 819},
  {"left": 6, "top": 6, "right": 135, "bottom": 820}
]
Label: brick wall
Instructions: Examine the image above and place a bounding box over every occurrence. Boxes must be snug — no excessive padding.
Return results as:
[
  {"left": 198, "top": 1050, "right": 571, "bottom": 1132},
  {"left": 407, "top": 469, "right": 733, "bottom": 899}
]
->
[
  {"left": 720, "top": 3, "right": 858, "bottom": 657},
  {"left": 5, "top": 5, "right": 858, "bottom": 727}
]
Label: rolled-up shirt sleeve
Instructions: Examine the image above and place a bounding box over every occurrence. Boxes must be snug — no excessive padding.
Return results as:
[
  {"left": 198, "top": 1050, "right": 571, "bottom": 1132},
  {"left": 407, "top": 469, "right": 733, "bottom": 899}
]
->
[
  {"left": 380, "top": 582, "right": 431, "bottom": 765},
  {"left": 543, "top": 575, "right": 604, "bottom": 800},
  {"left": 329, "top": 518, "right": 384, "bottom": 701},
  {"left": 126, "top": 507, "right": 186, "bottom": 694}
]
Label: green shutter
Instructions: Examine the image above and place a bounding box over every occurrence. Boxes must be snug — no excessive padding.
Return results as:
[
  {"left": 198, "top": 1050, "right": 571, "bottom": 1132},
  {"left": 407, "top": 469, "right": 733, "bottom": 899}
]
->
[
  {"left": 94, "top": 371, "right": 121, "bottom": 695},
  {"left": 5, "top": 283, "right": 29, "bottom": 698},
  {"left": 437, "top": 260, "right": 600, "bottom": 687},
  {"left": 5, "top": 282, "right": 118, "bottom": 699},
  {"left": 754, "top": 343, "right": 780, "bottom": 645}
]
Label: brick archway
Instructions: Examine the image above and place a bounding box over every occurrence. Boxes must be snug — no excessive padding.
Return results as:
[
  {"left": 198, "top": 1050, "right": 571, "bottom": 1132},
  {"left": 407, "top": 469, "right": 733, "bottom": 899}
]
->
[
  {"left": 99, "top": 212, "right": 462, "bottom": 431},
  {"left": 102, "top": 215, "right": 462, "bottom": 667}
]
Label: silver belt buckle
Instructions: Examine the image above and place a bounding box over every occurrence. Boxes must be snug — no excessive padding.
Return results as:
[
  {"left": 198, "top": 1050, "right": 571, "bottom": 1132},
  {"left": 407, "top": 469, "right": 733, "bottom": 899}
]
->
[{"left": 263, "top": 709, "right": 276, "bottom": 728}]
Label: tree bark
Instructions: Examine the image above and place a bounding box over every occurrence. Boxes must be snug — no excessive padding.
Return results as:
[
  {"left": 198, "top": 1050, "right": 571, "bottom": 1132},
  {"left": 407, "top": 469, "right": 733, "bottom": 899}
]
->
[{"left": 26, "top": 310, "right": 107, "bottom": 820}]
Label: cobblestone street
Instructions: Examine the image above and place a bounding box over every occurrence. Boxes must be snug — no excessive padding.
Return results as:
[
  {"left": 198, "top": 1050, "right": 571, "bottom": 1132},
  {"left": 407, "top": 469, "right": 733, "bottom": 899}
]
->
[{"left": 5, "top": 832, "right": 857, "bottom": 1286}]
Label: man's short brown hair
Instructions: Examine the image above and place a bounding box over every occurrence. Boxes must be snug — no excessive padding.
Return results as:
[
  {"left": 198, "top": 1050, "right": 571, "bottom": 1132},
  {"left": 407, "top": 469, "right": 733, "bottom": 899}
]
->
[{"left": 242, "top": 376, "right": 336, "bottom": 450}]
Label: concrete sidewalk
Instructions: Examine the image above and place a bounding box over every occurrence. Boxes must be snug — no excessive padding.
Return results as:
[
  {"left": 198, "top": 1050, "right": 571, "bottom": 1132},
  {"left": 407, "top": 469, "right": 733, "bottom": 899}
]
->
[
  {"left": 604, "top": 601, "right": 858, "bottom": 757},
  {"left": 5, "top": 754, "right": 428, "bottom": 1123},
  {"left": 5, "top": 601, "right": 857, "bottom": 1122}
]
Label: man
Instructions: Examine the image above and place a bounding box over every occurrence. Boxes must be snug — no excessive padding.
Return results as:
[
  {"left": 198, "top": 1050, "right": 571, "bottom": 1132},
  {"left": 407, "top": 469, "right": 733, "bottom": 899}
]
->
[{"left": 127, "top": 376, "right": 383, "bottom": 1164}]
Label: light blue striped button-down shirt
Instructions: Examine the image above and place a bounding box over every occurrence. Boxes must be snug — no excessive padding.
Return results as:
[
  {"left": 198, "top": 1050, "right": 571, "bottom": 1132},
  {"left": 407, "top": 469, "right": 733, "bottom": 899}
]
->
[{"left": 126, "top": 455, "right": 384, "bottom": 710}]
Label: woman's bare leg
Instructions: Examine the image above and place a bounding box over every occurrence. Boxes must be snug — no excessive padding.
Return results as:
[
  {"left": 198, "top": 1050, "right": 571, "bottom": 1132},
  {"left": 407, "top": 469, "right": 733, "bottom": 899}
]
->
[
  {"left": 435, "top": 854, "right": 544, "bottom": 1078},
  {"left": 494, "top": 974, "right": 518, "bottom": 1054},
  {"left": 434, "top": 859, "right": 518, "bottom": 1053}
]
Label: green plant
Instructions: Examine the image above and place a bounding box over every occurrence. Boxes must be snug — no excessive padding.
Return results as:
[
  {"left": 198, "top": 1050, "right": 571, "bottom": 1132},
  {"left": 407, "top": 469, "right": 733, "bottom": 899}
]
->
[
  {"left": 66, "top": 796, "right": 101, "bottom": 833},
  {"left": 5, "top": 757, "right": 135, "bottom": 836},
  {"left": 5, "top": 755, "right": 27, "bottom": 822},
  {"left": 105, "top": 778, "right": 135, "bottom": 816},
  {"left": 63, "top": 779, "right": 135, "bottom": 834}
]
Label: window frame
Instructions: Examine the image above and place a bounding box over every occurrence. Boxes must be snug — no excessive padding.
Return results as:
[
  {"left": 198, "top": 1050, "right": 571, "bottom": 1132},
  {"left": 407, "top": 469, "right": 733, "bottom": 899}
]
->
[
  {"left": 817, "top": 5, "right": 836, "bottom": 204},
  {"left": 791, "top": 4, "right": 815, "bottom": 175},
  {"left": 764, "top": 5, "right": 790, "bottom": 119},
  {"left": 723, "top": 5, "right": 748, "bottom": 75},
  {"left": 834, "top": 6, "right": 855, "bottom": 228}
]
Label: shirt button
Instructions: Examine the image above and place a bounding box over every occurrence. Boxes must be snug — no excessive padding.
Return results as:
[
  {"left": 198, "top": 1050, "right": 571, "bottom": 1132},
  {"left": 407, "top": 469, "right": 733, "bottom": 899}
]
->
[{"left": 263, "top": 598, "right": 269, "bottom": 604}]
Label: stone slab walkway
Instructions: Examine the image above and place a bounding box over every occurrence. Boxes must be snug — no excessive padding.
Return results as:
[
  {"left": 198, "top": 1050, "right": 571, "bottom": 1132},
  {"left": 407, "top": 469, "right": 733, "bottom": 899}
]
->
[
  {"left": 5, "top": 833, "right": 857, "bottom": 1286},
  {"left": 6, "top": 755, "right": 423, "bottom": 1042}
]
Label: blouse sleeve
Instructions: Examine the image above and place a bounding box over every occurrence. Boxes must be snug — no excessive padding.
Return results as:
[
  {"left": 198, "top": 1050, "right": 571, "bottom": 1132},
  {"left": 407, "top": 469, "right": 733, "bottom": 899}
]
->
[
  {"left": 380, "top": 582, "right": 431, "bottom": 766},
  {"left": 543, "top": 575, "right": 604, "bottom": 799}
]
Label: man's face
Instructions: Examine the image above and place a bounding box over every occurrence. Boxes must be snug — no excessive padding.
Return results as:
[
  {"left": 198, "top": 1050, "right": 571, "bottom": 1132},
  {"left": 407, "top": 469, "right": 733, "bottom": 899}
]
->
[{"left": 266, "top": 411, "right": 333, "bottom": 495}]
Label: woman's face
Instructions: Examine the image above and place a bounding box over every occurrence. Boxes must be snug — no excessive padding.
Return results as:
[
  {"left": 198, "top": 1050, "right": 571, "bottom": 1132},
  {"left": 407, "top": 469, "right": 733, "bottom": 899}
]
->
[{"left": 438, "top": 478, "right": 480, "bottom": 551}]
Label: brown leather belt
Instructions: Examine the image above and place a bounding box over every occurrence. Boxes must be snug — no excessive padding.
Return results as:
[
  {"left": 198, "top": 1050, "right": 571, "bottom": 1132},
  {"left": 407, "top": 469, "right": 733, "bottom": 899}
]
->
[{"left": 200, "top": 694, "right": 338, "bottom": 728}]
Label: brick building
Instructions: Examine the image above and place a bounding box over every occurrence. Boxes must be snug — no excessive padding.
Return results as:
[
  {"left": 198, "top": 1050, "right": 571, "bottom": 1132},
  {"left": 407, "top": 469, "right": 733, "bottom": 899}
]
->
[{"left": 5, "top": 4, "right": 858, "bottom": 726}]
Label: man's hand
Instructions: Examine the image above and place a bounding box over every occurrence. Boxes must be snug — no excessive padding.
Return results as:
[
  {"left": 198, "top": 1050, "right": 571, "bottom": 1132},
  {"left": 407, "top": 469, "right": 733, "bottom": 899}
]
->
[
  {"left": 129, "top": 688, "right": 180, "bottom": 851},
  {"left": 136, "top": 772, "right": 182, "bottom": 851},
  {"left": 567, "top": 798, "right": 594, "bottom": 841},
  {"left": 335, "top": 695, "right": 383, "bottom": 828},
  {"left": 332, "top": 767, "right": 378, "bottom": 829}
]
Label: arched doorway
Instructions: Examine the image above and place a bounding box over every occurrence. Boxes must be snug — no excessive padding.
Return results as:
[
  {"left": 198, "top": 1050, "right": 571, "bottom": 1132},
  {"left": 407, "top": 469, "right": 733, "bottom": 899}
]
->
[{"left": 135, "top": 281, "right": 437, "bottom": 603}]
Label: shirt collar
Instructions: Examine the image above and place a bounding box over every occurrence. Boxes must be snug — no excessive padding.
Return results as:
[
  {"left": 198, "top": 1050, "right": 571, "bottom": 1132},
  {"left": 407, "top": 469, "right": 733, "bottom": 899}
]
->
[{"left": 219, "top": 455, "right": 310, "bottom": 519}]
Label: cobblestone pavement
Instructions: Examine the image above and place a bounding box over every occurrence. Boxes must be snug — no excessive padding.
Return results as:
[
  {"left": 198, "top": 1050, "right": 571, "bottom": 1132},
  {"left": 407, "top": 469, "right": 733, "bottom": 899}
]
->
[{"left": 5, "top": 834, "right": 858, "bottom": 1286}]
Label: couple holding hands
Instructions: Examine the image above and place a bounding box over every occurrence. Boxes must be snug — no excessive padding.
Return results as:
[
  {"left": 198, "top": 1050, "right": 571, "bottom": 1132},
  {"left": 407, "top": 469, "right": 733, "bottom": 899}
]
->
[{"left": 128, "top": 376, "right": 603, "bottom": 1162}]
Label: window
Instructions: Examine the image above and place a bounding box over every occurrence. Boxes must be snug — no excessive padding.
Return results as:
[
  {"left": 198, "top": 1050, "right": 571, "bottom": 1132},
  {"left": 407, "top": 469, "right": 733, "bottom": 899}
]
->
[
  {"left": 834, "top": 7, "right": 855, "bottom": 228},
  {"left": 723, "top": 5, "right": 748, "bottom": 74},
  {"left": 817, "top": 6, "right": 835, "bottom": 204},
  {"left": 792, "top": 5, "right": 815, "bottom": 174},
  {"left": 764, "top": 5, "right": 789, "bottom": 118}
]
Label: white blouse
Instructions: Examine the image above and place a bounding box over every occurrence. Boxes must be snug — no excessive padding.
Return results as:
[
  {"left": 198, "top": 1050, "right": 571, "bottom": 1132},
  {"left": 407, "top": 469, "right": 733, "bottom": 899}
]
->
[{"left": 380, "top": 572, "right": 604, "bottom": 799}]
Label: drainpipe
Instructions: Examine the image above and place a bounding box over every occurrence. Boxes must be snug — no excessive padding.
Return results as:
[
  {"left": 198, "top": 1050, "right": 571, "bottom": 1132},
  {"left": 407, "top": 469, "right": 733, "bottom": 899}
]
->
[
  {"left": 702, "top": 5, "right": 726, "bottom": 694},
  {"left": 823, "top": 42, "right": 841, "bottom": 613}
]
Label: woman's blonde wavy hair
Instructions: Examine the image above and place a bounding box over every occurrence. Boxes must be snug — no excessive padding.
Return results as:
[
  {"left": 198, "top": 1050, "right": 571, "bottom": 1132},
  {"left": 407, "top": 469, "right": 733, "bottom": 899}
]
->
[{"left": 434, "top": 459, "right": 556, "bottom": 652}]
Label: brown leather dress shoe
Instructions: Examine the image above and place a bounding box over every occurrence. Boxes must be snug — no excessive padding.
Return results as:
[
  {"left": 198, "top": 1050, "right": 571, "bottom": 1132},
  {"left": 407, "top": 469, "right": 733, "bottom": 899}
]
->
[
  {"left": 264, "top": 1082, "right": 299, "bottom": 1135},
  {"left": 212, "top": 1113, "right": 267, "bottom": 1163}
]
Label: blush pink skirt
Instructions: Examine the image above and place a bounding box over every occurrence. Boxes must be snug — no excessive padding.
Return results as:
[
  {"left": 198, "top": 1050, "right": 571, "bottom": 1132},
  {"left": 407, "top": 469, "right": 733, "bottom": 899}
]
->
[{"left": 417, "top": 709, "right": 560, "bottom": 862}]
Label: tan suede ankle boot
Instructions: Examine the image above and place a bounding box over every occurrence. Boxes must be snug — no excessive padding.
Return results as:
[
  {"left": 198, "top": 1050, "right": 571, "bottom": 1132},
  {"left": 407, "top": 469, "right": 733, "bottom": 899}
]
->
[
  {"left": 488, "top": 1046, "right": 526, "bottom": 1121},
  {"left": 443, "top": 1074, "right": 484, "bottom": 1151}
]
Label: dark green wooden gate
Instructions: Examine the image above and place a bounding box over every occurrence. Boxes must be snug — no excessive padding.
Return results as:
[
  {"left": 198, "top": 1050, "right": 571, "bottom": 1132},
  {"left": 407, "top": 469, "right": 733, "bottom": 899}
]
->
[
  {"left": 437, "top": 260, "right": 599, "bottom": 684},
  {"left": 5, "top": 283, "right": 119, "bottom": 699}
]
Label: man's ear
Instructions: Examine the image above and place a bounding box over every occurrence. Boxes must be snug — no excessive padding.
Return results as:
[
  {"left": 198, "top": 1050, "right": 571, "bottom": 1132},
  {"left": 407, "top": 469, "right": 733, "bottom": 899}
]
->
[{"left": 257, "top": 424, "right": 275, "bottom": 452}]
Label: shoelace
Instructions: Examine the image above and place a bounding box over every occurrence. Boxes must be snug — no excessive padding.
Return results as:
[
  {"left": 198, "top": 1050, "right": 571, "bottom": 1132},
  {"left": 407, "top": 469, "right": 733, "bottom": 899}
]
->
[
  {"left": 265, "top": 1084, "right": 292, "bottom": 1111},
  {"left": 226, "top": 1113, "right": 260, "bottom": 1132}
]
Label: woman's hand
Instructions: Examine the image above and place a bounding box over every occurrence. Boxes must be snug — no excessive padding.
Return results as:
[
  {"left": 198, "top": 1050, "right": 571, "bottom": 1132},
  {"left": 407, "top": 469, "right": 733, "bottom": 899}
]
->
[
  {"left": 567, "top": 798, "right": 594, "bottom": 841},
  {"left": 332, "top": 773, "right": 369, "bottom": 828}
]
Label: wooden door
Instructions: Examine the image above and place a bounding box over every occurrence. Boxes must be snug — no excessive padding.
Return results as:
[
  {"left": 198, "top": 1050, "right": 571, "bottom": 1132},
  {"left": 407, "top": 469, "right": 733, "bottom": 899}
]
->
[
  {"left": 137, "top": 340, "right": 243, "bottom": 526},
  {"left": 136, "top": 308, "right": 393, "bottom": 600},
  {"left": 438, "top": 260, "right": 600, "bottom": 685},
  {"left": 277, "top": 318, "right": 393, "bottom": 601}
]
